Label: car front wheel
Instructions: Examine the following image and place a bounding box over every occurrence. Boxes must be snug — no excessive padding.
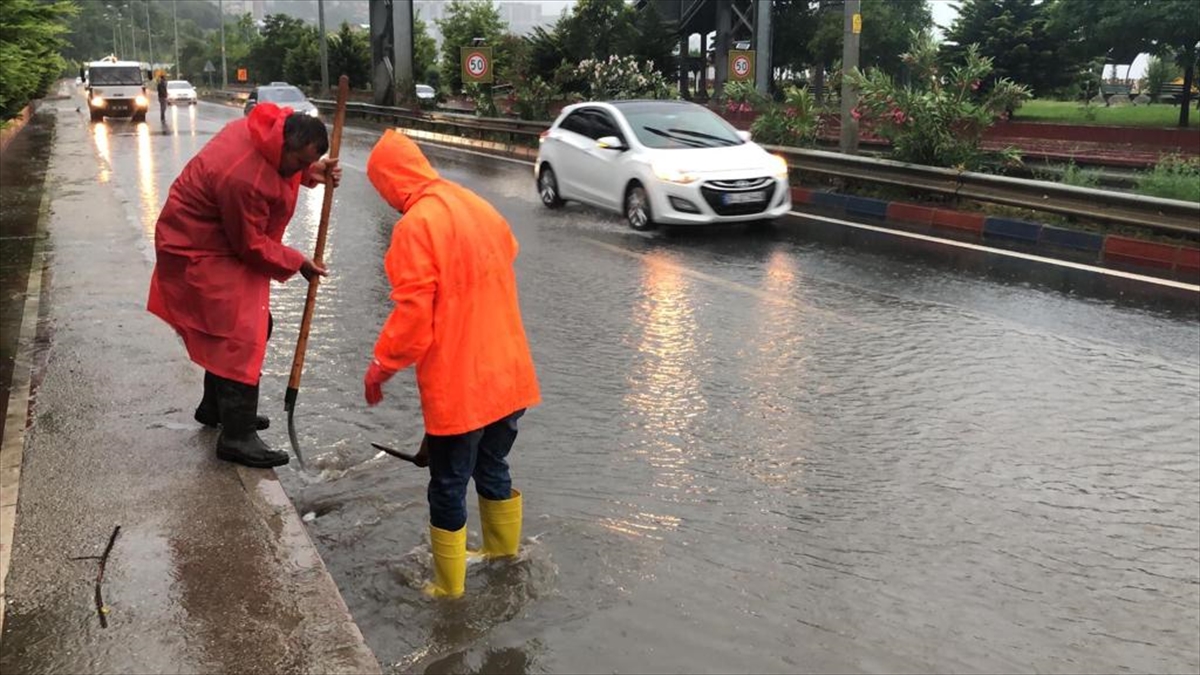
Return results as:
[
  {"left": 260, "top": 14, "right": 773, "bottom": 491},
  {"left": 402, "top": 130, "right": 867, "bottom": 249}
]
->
[
  {"left": 625, "top": 183, "right": 655, "bottom": 231},
  {"left": 538, "top": 165, "right": 564, "bottom": 209}
]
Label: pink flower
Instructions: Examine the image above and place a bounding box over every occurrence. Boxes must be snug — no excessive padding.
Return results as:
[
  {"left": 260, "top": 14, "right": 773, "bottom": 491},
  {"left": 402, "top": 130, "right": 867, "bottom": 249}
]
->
[
  {"left": 785, "top": 106, "right": 798, "bottom": 118},
  {"left": 739, "top": 102, "right": 752, "bottom": 113},
  {"left": 850, "top": 107, "right": 862, "bottom": 120},
  {"left": 970, "top": 79, "right": 981, "bottom": 91}
]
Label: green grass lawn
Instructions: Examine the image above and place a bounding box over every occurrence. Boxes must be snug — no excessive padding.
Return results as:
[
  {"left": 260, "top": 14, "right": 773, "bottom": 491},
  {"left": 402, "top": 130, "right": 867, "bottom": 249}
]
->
[{"left": 1016, "top": 99, "right": 1198, "bottom": 127}]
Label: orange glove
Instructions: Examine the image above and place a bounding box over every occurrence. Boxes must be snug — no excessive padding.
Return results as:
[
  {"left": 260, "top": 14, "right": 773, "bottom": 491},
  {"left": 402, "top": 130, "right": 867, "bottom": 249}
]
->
[{"left": 364, "top": 359, "right": 397, "bottom": 406}]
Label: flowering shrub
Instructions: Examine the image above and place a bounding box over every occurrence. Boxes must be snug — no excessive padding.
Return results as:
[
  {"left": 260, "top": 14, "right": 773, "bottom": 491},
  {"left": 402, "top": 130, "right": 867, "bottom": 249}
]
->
[
  {"left": 723, "top": 80, "right": 823, "bottom": 147},
  {"left": 575, "top": 55, "right": 676, "bottom": 100},
  {"left": 464, "top": 82, "right": 498, "bottom": 118},
  {"left": 849, "top": 31, "right": 1030, "bottom": 170},
  {"left": 507, "top": 76, "right": 555, "bottom": 121}
]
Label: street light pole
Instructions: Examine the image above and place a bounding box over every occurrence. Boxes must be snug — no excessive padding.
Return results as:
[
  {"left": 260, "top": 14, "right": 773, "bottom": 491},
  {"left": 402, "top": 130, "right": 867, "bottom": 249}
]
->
[
  {"left": 146, "top": 0, "right": 154, "bottom": 74},
  {"left": 219, "top": 0, "right": 227, "bottom": 89},
  {"left": 318, "top": 0, "right": 329, "bottom": 94},
  {"left": 129, "top": 1, "right": 138, "bottom": 67},
  {"left": 173, "top": 0, "right": 180, "bottom": 78}
]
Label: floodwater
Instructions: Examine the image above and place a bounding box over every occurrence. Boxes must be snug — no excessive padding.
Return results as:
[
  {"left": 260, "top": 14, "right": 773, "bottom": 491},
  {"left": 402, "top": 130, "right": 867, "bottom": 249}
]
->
[{"left": 91, "top": 100, "right": 1199, "bottom": 674}]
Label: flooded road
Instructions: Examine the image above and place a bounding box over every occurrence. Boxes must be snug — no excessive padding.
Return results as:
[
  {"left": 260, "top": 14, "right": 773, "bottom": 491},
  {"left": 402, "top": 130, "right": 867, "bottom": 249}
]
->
[{"left": 89, "top": 101, "right": 1199, "bottom": 674}]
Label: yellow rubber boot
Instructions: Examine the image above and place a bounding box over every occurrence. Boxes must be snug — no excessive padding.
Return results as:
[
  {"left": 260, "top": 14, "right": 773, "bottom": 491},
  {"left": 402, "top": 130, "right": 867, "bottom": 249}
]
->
[
  {"left": 478, "top": 488, "right": 522, "bottom": 558},
  {"left": 425, "top": 524, "right": 466, "bottom": 598}
]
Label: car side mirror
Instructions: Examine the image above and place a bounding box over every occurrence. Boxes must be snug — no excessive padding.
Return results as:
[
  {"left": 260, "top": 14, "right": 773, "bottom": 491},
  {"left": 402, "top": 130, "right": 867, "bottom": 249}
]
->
[
  {"left": 736, "top": 130, "right": 752, "bottom": 142},
  {"left": 597, "top": 136, "right": 626, "bottom": 151}
]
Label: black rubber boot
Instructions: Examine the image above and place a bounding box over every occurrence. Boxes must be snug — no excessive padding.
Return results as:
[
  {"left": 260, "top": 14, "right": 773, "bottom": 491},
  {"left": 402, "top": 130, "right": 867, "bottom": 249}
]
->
[
  {"left": 214, "top": 378, "right": 289, "bottom": 468},
  {"left": 195, "top": 371, "right": 269, "bottom": 430}
]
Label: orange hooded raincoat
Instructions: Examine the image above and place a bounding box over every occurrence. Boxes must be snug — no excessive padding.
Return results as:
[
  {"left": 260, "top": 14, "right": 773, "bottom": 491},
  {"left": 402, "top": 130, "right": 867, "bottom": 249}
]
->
[
  {"left": 147, "top": 103, "right": 315, "bottom": 385},
  {"left": 366, "top": 130, "right": 540, "bottom": 435}
]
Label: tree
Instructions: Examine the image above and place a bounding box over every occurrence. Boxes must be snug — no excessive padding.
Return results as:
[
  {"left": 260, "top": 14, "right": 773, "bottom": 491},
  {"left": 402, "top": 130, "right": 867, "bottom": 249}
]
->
[
  {"left": 1143, "top": 54, "right": 1180, "bottom": 101},
  {"left": 436, "top": 0, "right": 506, "bottom": 92},
  {"left": 328, "top": 22, "right": 371, "bottom": 89},
  {"left": 557, "top": 0, "right": 636, "bottom": 64},
  {"left": 0, "top": 0, "right": 76, "bottom": 119},
  {"left": 250, "top": 14, "right": 311, "bottom": 85},
  {"left": 627, "top": 1, "right": 677, "bottom": 78},
  {"left": 944, "top": 0, "right": 1081, "bottom": 98},
  {"left": 807, "top": 0, "right": 932, "bottom": 80},
  {"left": 414, "top": 12, "right": 437, "bottom": 85},
  {"left": 282, "top": 30, "right": 321, "bottom": 87},
  {"left": 1052, "top": 0, "right": 1200, "bottom": 126}
]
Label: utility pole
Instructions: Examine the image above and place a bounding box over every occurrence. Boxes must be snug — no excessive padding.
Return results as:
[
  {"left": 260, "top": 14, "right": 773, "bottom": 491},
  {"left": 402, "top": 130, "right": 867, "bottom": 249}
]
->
[
  {"left": 146, "top": 0, "right": 154, "bottom": 73},
  {"left": 131, "top": 9, "right": 138, "bottom": 66},
  {"left": 219, "top": 0, "right": 227, "bottom": 89},
  {"left": 173, "top": 0, "right": 180, "bottom": 78},
  {"left": 839, "top": 0, "right": 861, "bottom": 154},
  {"left": 318, "top": 0, "right": 329, "bottom": 94},
  {"left": 111, "top": 17, "right": 118, "bottom": 56}
]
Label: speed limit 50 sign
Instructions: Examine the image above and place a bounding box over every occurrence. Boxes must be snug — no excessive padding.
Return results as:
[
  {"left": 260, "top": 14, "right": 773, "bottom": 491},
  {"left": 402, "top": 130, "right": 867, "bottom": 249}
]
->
[
  {"left": 460, "top": 46, "right": 494, "bottom": 84},
  {"left": 729, "top": 50, "right": 755, "bottom": 82}
]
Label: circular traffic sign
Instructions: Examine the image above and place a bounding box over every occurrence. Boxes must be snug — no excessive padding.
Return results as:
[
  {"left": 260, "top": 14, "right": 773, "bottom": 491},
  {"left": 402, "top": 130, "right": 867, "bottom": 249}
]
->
[
  {"left": 733, "top": 55, "right": 751, "bottom": 79},
  {"left": 465, "top": 50, "right": 490, "bottom": 79}
]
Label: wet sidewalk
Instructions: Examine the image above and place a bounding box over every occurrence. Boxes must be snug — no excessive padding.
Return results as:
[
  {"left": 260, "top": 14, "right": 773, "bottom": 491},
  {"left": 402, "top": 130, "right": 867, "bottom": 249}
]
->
[{"left": 0, "top": 103, "right": 379, "bottom": 673}]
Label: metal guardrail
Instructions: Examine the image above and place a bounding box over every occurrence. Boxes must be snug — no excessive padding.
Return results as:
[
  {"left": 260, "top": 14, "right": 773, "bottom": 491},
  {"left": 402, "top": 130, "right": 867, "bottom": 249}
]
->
[
  {"left": 768, "top": 147, "right": 1200, "bottom": 237},
  {"left": 315, "top": 99, "right": 1200, "bottom": 238}
]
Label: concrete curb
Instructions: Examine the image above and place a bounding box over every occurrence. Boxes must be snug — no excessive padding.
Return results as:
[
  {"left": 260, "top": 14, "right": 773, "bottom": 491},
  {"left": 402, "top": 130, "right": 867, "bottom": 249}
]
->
[
  {"left": 790, "top": 186, "right": 1200, "bottom": 284},
  {"left": 0, "top": 102, "right": 380, "bottom": 675}
]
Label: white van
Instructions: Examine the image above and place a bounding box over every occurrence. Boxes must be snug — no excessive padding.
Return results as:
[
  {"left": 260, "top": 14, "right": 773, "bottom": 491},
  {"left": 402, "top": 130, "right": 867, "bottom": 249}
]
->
[{"left": 86, "top": 58, "right": 149, "bottom": 122}]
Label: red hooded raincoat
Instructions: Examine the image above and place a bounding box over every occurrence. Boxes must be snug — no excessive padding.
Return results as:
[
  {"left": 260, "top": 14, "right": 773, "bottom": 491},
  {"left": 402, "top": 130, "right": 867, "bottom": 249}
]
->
[{"left": 147, "top": 103, "right": 315, "bottom": 385}]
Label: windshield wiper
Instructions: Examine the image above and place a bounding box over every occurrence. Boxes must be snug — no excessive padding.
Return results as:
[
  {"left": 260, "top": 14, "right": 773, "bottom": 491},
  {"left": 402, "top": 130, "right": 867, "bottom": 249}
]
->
[
  {"left": 666, "top": 128, "right": 740, "bottom": 146},
  {"left": 642, "top": 126, "right": 714, "bottom": 149}
]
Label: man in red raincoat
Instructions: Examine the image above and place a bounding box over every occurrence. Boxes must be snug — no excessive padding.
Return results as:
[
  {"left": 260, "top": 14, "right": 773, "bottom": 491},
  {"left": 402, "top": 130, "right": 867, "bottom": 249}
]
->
[{"left": 148, "top": 102, "right": 340, "bottom": 468}]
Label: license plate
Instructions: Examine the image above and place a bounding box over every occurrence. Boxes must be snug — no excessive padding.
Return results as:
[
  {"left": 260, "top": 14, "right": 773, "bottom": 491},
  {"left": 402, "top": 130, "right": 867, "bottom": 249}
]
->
[{"left": 724, "top": 191, "right": 766, "bottom": 205}]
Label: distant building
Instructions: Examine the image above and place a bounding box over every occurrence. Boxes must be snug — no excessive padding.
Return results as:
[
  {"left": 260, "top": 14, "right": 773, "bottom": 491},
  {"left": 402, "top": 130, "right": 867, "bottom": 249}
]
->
[{"left": 220, "top": 0, "right": 266, "bottom": 20}]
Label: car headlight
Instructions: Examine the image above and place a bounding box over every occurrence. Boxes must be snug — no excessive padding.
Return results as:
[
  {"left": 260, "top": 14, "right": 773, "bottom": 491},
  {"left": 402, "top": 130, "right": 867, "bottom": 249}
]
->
[
  {"left": 306, "top": 108, "right": 320, "bottom": 117},
  {"left": 769, "top": 154, "right": 789, "bottom": 178},
  {"left": 135, "top": 95, "right": 148, "bottom": 107},
  {"left": 652, "top": 161, "right": 700, "bottom": 185},
  {"left": 91, "top": 96, "right": 104, "bottom": 106}
]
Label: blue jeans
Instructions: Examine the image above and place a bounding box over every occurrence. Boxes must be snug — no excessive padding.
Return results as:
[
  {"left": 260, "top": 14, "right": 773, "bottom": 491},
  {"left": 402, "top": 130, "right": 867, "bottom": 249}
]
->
[{"left": 427, "top": 409, "right": 524, "bottom": 531}]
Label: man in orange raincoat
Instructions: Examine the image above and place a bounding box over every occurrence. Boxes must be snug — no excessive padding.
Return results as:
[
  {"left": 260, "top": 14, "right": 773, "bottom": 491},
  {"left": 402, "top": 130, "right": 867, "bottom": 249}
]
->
[
  {"left": 148, "top": 102, "right": 339, "bottom": 468},
  {"left": 363, "top": 129, "right": 540, "bottom": 598}
]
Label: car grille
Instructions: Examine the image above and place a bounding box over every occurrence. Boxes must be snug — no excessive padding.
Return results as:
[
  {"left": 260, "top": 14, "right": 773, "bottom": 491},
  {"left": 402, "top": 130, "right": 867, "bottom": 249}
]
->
[{"left": 700, "top": 177, "right": 777, "bottom": 216}]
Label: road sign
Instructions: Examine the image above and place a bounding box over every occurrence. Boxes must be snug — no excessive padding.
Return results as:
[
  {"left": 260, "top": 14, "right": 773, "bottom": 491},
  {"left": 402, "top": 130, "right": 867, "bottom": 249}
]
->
[
  {"left": 852, "top": 13, "right": 862, "bottom": 34},
  {"left": 203, "top": 60, "right": 215, "bottom": 73},
  {"left": 729, "top": 50, "right": 755, "bottom": 82},
  {"left": 460, "top": 46, "right": 493, "bottom": 84},
  {"left": 236, "top": 67, "right": 248, "bottom": 83}
]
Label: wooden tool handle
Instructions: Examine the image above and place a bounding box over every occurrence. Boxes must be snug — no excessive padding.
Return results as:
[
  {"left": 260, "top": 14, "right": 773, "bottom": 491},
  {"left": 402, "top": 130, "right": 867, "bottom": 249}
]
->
[{"left": 287, "top": 74, "right": 349, "bottom": 393}]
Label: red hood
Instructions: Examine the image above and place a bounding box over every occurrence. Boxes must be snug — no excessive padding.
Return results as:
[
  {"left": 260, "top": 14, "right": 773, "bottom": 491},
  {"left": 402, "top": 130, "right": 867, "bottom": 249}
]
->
[{"left": 247, "top": 102, "right": 294, "bottom": 170}]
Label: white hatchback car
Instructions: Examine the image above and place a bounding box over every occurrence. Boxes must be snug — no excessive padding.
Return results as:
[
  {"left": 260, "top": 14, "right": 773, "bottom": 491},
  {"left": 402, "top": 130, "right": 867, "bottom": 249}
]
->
[
  {"left": 166, "top": 80, "right": 197, "bottom": 105},
  {"left": 535, "top": 100, "right": 790, "bottom": 229}
]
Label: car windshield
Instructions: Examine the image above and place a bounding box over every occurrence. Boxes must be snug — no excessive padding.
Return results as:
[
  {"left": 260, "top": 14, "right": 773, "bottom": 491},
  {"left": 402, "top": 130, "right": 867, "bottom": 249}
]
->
[
  {"left": 167, "top": 81, "right": 192, "bottom": 89},
  {"left": 619, "top": 103, "right": 744, "bottom": 149},
  {"left": 259, "top": 87, "right": 306, "bottom": 103},
  {"left": 89, "top": 66, "right": 143, "bottom": 86}
]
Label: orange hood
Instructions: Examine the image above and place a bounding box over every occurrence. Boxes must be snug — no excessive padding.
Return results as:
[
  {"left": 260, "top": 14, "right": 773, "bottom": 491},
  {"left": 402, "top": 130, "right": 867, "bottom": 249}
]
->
[{"left": 367, "top": 129, "right": 440, "bottom": 212}]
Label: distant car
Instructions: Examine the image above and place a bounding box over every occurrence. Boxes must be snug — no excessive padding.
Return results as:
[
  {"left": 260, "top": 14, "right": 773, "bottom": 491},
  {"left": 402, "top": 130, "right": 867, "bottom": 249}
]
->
[
  {"left": 166, "top": 80, "right": 197, "bottom": 105},
  {"left": 243, "top": 85, "right": 319, "bottom": 118},
  {"left": 416, "top": 84, "right": 436, "bottom": 101},
  {"left": 535, "top": 100, "right": 791, "bottom": 230}
]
